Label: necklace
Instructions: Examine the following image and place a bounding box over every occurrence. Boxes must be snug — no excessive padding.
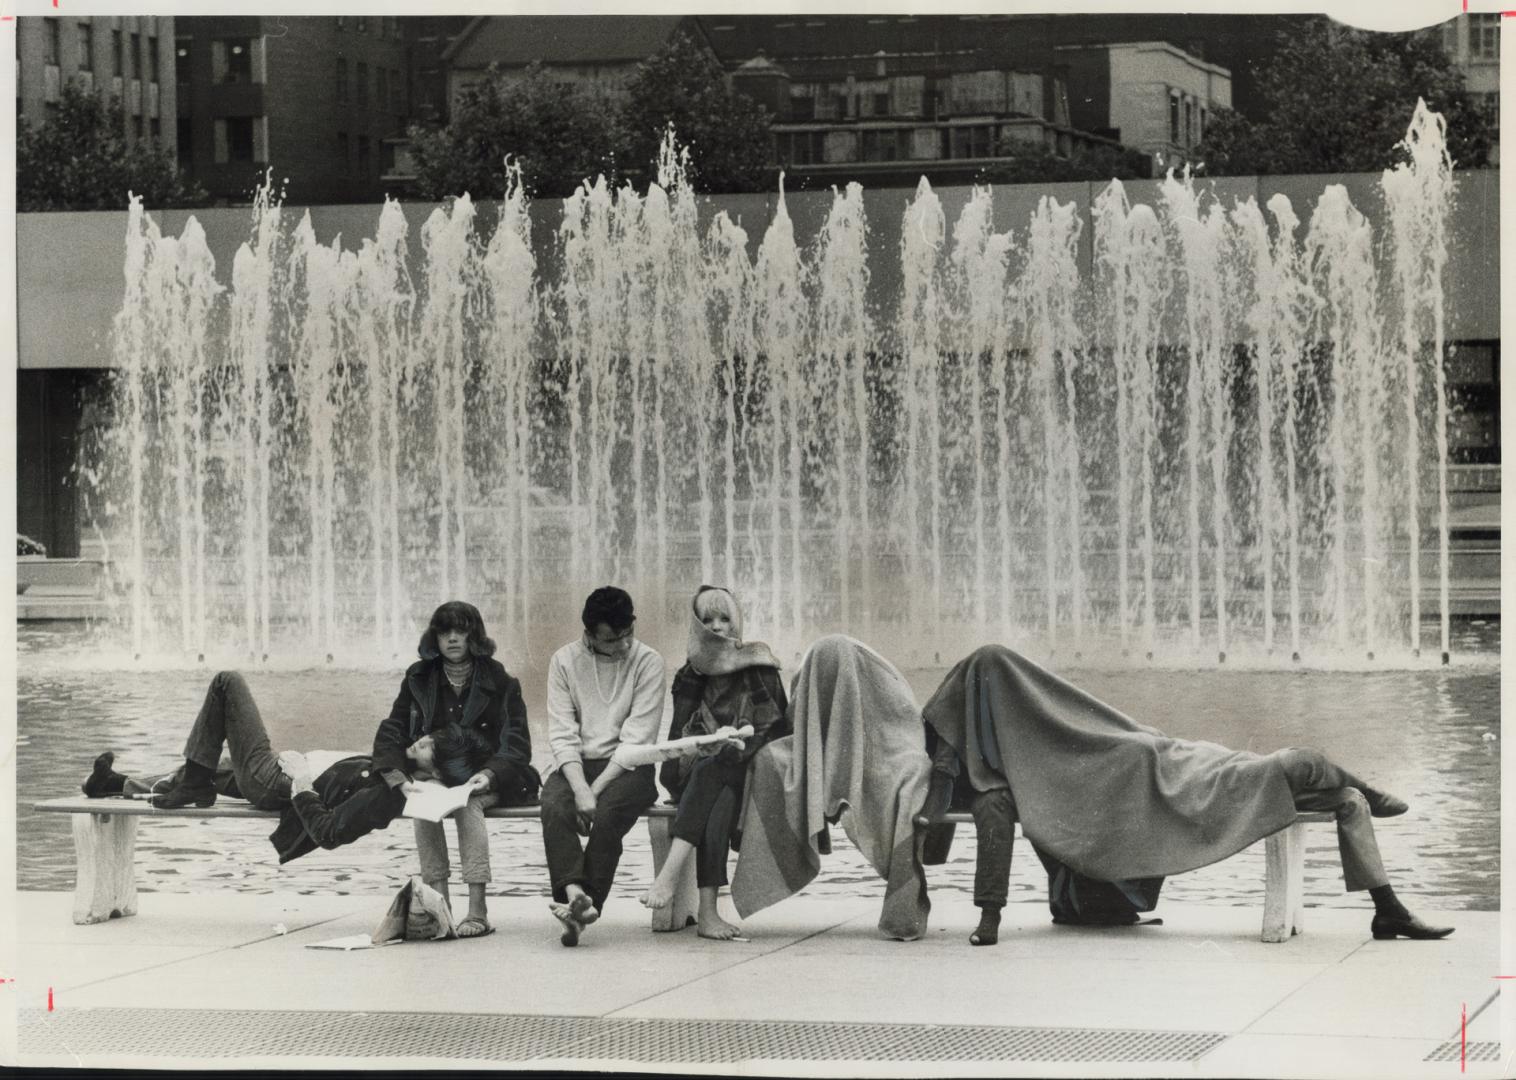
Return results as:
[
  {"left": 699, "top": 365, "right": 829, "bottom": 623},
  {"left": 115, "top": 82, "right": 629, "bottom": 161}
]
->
[
  {"left": 590, "top": 646, "right": 627, "bottom": 706},
  {"left": 443, "top": 657, "right": 474, "bottom": 692}
]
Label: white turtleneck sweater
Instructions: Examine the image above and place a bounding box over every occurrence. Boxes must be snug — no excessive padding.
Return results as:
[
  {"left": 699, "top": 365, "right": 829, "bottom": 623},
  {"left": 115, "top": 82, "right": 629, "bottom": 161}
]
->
[{"left": 545, "top": 637, "right": 666, "bottom": 770}]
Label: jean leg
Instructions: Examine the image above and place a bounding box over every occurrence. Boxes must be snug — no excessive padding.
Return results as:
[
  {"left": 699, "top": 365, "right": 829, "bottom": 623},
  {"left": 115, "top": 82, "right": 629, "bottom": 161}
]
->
[
  {"left": 970, "top": 786, "right": 1016, "bottom": 909},
  {"left": 696, "top": 783, "right": 740, "bottom": 889},
  {"left": 413, "top": 817, "right": 451, "bottom": 883},
  {"left": 190, "top": 671, "right": 291, "bottom": 809},
  {"left": 582, "top": 765, "right": 657, "bottom": 911},
  {"left": 540, "top": 769, "right": 587, "bottom": 904},
  {"left": 455, "top": 791, "right": 497, "bottom": 884}
]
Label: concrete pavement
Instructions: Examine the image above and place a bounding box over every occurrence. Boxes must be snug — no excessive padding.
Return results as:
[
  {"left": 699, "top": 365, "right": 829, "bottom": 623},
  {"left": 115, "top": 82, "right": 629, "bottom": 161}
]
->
[{"left": 7, "top": 890, "right": 1507, "bottom": 1076}]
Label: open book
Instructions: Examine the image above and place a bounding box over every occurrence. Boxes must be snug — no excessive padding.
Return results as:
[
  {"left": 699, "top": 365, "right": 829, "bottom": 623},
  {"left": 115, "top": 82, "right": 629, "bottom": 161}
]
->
[{"left": 402, "top": 781, "right": 475, "bottom": 823}]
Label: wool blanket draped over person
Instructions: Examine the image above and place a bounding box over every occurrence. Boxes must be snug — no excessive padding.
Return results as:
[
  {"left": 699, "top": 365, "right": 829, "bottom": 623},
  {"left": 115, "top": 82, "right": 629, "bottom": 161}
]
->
[
  {"left": 730, "top": 635, "right": 933, "bottom": 940},
  {"left": 921, "top": 645, "right": 1301, "bottom": 882}
]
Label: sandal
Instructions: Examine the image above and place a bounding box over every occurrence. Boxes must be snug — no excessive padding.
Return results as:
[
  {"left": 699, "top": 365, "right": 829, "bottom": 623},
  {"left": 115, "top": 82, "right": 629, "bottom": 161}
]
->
[{"left": 456, "top": 915, "right": 494, "bottom": 939}]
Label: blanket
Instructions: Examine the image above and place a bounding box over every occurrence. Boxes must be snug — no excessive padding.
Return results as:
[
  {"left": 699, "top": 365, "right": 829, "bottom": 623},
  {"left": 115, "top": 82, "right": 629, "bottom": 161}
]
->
[
  {"left": 921, "top": 645, "right": 1299, "bottom": 881},
  {"left": 730, "top": 635, "right": 933, "bottom": 940}
]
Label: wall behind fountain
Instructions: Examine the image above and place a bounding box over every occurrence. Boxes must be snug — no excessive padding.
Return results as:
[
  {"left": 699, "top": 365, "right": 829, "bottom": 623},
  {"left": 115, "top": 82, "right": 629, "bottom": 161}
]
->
[{"left": 16, "top": 169, "right": 1499, "bottom": 373}]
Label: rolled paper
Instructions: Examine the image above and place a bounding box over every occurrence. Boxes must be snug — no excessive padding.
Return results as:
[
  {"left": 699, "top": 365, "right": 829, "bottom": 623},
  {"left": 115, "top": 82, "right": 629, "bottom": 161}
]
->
[{"left": 612, "top": 725, "right": 754, "bottom": 770}]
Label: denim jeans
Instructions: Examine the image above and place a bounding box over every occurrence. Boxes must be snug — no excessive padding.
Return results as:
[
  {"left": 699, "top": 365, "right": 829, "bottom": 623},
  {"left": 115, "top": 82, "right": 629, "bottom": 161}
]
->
[
  {"left": 182, "top": 671, "right": 293, "bottom": 811},
  {"left": 540, "top": 759, "right": 657, "bottom": 911}
]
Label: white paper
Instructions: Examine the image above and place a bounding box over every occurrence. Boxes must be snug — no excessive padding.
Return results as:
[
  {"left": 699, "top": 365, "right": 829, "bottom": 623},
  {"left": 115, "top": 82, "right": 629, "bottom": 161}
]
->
[
  {"left": 402, "top": 781, "right": 474, "bottom": 823},
  {"left": 305, "top": 933, "right": 390, "bottom": 951}
]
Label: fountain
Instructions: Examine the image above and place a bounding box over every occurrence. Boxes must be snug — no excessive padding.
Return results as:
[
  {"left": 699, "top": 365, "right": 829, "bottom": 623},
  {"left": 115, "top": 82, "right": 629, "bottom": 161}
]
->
[{"left": 88, "top": 102, "right": 1460, "bottom": 670}]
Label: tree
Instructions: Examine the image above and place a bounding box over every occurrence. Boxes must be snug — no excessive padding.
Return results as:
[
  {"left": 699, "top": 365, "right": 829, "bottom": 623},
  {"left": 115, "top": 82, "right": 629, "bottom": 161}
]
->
[
  {"left": 17, "top": 84, "right": 207, "bottom": 211},
  {"left": 1197, "top": 18, "right": 1493, "bottom": 175},
  {"left": 620, "top": 32, "right": 774, "bottom": 193},
  {"left": 406, "top": 63, "right": 622, "bottom": 201}
]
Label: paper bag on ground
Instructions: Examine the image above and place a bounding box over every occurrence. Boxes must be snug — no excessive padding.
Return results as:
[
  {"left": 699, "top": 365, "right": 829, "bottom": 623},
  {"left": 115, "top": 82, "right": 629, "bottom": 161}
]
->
[{"left": 371, "top": 876, "right": 458, "bottom": 943}]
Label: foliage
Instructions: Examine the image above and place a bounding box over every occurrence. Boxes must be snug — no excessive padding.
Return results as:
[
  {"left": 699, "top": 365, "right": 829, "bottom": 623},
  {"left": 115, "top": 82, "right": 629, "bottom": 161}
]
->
[
  {"left": 1197, "top": 18, "right": 1494, "bottom": 175},
  {"left": 981, "top": 140, "right": 1152, "bottom": 185},
  {"left": 618, "top": 31, "right": 774, "bottom": 193},
  {"left": 406, "top": 63, "right": 622, "bottom": 200},
  {"left": 17, "top": 84, "right": 208, "bottom": 211}
]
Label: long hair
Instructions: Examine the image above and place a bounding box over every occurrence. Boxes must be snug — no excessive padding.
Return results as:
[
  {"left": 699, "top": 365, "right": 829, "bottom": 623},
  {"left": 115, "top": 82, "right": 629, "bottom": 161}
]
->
[{"left": 418, "top": 600, "right": 497, "bottom": 660}]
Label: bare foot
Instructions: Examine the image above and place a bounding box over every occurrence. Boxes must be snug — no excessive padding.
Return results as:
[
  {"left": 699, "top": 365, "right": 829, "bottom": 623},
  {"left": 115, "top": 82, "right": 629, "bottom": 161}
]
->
[
  {"left": 550, "top": 902, "right": 582, "bottom": 947},
  {"left": 697, "top": 912, "right": 746, "bottom": 941},
  {"left": 568, "top": 892, "right": 599, "bottom": 925},
  {"left": 641, "top": 877, "right": 676, "bottom": 910}
]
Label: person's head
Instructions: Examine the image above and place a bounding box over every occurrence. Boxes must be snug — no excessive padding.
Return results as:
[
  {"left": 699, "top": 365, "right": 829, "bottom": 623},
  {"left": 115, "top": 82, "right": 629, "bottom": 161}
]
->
[
  {"left": 419, "top": 600, "right": 496, "bottom": 663},
  {"left": 692, "top": 585, "right": 742, "bottom": 641},
  {"left": 406, "top": 734, "right": 437, "bottom": 778},
  {"left": 581, "top": 586, "right": 636, "bottom": 659}
]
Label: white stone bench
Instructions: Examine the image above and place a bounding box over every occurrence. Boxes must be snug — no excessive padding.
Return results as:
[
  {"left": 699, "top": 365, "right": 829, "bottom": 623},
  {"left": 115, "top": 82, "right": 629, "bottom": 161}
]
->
[{"left": 31, "top": 797, "right": 1331, "bottom": 942}]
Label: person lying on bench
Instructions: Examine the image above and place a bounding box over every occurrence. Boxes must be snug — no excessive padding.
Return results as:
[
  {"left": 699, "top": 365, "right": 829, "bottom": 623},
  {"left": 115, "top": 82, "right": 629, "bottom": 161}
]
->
[
  {"left": 81, "top": 670, "right": 435, "bottom": 864},
  {"left": 916, "top": 644, "right": 1453, "bottom": 945}
]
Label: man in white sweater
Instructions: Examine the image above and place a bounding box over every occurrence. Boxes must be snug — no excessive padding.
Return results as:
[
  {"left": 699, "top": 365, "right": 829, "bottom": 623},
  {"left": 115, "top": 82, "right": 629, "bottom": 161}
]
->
[{"left": 540, "top": 586, "right": 666, "bottom": 945}]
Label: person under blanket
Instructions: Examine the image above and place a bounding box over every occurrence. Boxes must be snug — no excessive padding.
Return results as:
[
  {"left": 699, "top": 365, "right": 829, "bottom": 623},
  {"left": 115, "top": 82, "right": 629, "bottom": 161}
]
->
[
  {"left": 916, "top": 644, "right": 1453, "bottom": 945},
  {"left": 640, "top": 586, "right": 791, "bottom": 940},
  {"left": 729, "top": 634, "right": 934, "bottom": 941}
]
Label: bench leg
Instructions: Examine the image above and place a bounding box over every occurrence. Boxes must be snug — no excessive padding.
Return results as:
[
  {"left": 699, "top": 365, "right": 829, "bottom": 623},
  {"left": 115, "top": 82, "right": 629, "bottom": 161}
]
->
[
  {"left": 1261, "top": 822, "right": 1307, "bottom": 943},
  {"left": 645, "top": 816, "right": 698, "bottom": 933},
  {"left": 71, "top": 812, "right": 139, "bottom": 925}
]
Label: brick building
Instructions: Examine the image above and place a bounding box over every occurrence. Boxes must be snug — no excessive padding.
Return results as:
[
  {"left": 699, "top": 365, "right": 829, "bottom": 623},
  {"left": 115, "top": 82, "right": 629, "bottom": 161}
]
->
[
  {"left": 16, "top": 15, "right": 176, "bottom": 152},
  {"left": 174, "top": 15, "right": 412, "bottom": 205}
]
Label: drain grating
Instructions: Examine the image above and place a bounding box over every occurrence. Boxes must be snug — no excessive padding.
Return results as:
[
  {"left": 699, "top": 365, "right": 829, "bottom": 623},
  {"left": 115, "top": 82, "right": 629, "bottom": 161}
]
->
[
  {"left": 1425, "top": 1041, "right": 1503, "bottom": 1063},
  {"left": 19, "top": 1007, "right": 1226, "bottom": 1064}
]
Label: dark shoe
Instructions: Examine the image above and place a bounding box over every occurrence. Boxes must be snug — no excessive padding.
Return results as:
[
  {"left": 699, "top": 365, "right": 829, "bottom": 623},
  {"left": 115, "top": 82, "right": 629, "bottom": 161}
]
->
[
  {"left": 1371, "top": 912, "right": 1453, "bottom": 940},
  {"left": 150, "top": 779, "right": 217, "bottom": 809},
  {"left": 82, "top": 752, "right": 128, "bottom": 798},
  {"left": 1362, "top": 788, "right": 1409, "bottom": 818}
]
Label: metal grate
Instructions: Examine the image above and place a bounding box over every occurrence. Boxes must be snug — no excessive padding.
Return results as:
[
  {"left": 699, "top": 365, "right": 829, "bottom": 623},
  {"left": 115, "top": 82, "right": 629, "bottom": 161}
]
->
[
  {"left": 19, "top": 1007, "right": 1226, "bottom": 1064},
  {"left": 1425, "top": 1041, "right": 1504, "bottom": 1063}
]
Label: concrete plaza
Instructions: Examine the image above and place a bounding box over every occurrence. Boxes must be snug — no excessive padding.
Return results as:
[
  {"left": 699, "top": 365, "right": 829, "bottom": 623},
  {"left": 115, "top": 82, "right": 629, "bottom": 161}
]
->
[{"left": 7, "top": 889, "right": 1506, "bottom": 1076}]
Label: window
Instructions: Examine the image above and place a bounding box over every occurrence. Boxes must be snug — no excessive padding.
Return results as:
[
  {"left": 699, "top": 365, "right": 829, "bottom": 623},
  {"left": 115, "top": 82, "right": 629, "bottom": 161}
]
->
[
  {"left": 356, "top": 62, "right": 368, "bottom": 109},
  {"left": 133, "top": 115, "right": 143, "bottom": 140},
  {"left": 835, "top": 92, "right": 849, "bottom": 118},
  {"left": 113, "top": 30, "right": 123, "bottom": 76},
  {"left": 791, "top": 93, "right": 815, "bottom": 121},
  {"left": 44, "top": 19, "right": 60, "bottom": 65},
  {"left": 358, "top": 134, "right": 371, "bottom": 175},
  {"left": 376, "top": 67, "right": 388, "bottom": 115},
  {"left": 390, "top": 68, "right": 402, "bottom": 113},
  {"left": 226, "top": 116, "right": 254, "bottom": 160},
  {"left": 1484, "top": 90, "right": 1499, "bottom": 137},
  {"left": 337, "top": 130, "right": 349, "bottom": 172},
  {"left": 335, "top": 57, "right": 348, "bottom": 102},
  {"left": 222, "top": 38, "right": 251, "bottom": 83},
  {"left": 873, "top": 91, "right": 890, "bottom": 116},
  {"left": 1184, "top": 98, "right": 1194, "bottom": 146},
  {"left": 148, "top": 37, "right": 159, "bottom": 82},
  {"left": 129, "top": 33, "right": 140, "bottom": 79},
  {"left": 1169, "top": 90, "right": 1180, "bottom": 144},
  {"left": 1198, "top": 106, "right": 1207, "bottom": 143},
  {"left": 1473, "top": 13, "right": 1500, "bottom": 60},
  {"left": 175, "top": 39, "right": 190, "bottom": 85},
  {"left": 861, "top": 128, "right": 898, "bottom": 162},
  {"left": 149, "top": 117, "right": 161, "bottom": 145},
  {"left": 78, "top": 22, "right": 93, "bottom": 70},
  {"left": 177, "top": 116, "right": 192, "bottom": 165}
]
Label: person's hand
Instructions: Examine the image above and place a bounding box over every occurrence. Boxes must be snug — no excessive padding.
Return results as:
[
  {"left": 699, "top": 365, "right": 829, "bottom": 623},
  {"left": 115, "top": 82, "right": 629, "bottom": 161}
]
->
[
  {"left": 400, "top": 780, "right": 425, "bottom": 797},
  {"left": 467, "top": 771, "right": 492, "bottom": 793},
  {"left": 573, "top": 786, "right": 597, "bottom": 835}
]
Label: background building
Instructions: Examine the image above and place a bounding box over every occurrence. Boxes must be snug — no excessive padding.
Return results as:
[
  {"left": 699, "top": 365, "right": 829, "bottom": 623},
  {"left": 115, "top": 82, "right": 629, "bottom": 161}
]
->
[
  {"left": 16, "top": 15, "right": 176, "bottom": 152},
  {"left": 174, "top": 15, "right": 411, "bottom": 205},
  {"left": 1439, "top": 13, "right": 1500, "bottom": 164}
]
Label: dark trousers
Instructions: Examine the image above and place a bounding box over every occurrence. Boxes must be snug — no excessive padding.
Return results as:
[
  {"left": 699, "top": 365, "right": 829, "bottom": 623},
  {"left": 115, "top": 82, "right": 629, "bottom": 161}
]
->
[
  {"left": 540, "top": 758, "right": 657, "bottom": 911},
  {"left": 1271, "top": 747, "right": 1389, "bottom": 892},
  {"left": 671, "top": 755, "right": 746, "bottom": 889},
  {"left": 179, "top": 671, "right": 293, "bottom": 811},
  {"left": 970, "top": 786, "right": 1017, "bottom": 910}
]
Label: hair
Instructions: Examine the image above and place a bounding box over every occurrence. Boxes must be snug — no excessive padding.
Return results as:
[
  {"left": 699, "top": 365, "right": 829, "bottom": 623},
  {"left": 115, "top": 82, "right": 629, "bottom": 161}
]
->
[
  {"left": 581, "top": 585, "right": 636, "bottom": 633},
  {"left": 418, "top": 600, "right": 497, "bottom": 660},
  {"left": 693, "top": 585, "right": 737, "bottom": 622}
]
